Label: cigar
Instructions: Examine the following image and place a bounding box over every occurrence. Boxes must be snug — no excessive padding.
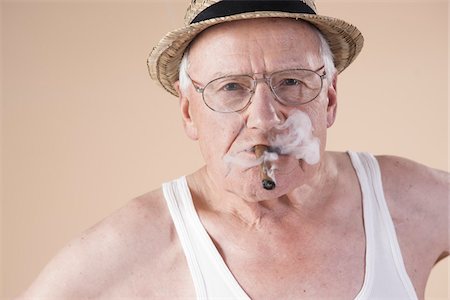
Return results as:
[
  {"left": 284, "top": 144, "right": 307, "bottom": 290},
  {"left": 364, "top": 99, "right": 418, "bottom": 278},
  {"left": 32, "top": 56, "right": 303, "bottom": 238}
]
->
[{"left": 254, "top": 145, "right": 276, "bottom": 190}]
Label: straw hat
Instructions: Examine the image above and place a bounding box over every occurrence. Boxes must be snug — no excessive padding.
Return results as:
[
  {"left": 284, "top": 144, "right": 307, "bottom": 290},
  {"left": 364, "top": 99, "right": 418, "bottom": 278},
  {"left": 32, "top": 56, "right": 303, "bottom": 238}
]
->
[{"left": 147, "top": 0, "right": 364, "bottom": 97}]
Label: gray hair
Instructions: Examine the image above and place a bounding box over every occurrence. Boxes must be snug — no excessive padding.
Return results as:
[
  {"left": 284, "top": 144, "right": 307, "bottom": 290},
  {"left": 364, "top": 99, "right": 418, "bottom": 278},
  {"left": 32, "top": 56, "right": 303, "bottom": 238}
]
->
[
  {"left": 178, "top": 48, "right": 192, "bottom": 94},
  {"left": 178, "top": 23, "right": 336, "bottom": 94}
]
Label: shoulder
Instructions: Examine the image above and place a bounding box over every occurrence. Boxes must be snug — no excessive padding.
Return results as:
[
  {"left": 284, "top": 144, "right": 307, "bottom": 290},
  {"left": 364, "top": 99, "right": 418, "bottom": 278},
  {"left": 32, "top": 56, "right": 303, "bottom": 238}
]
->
[
  {"left": 19, "top": 188, "right": 177, "bottom": 299},
  {"left": 376, "top": 155, "right": 449, "bottom": 260},
  {"left": 376, "top": 155, "right": 448, "bottom": 192},
  {"left": 376, "top": 155, "right": 449, "bottom": 218}
]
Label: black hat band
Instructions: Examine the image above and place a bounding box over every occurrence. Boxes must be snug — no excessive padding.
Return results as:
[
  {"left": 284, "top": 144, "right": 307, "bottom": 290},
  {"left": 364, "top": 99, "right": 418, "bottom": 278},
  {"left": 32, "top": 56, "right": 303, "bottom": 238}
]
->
[{"left": 191, "top": 0, "right": 316, "bottom": 24}]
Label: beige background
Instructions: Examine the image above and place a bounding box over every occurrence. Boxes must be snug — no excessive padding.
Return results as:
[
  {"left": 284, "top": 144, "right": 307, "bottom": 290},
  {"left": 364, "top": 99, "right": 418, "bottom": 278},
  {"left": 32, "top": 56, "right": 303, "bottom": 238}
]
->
[{"left": 1, "top": 0, "right": 448, "bottom": 299}]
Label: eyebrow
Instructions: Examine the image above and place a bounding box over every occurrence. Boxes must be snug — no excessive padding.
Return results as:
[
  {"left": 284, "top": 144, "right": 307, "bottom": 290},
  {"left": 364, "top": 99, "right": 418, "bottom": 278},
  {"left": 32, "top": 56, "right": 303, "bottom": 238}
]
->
[
  {"left": 210, "top": 71, "right": 237, "bottom": 78},
  {"left": 277, "top": 65, "right": 325, "bottom": 72},
  {"left": 192, "top": 65, "right": 326, "bottom": 85},
  {"left": 211, "top": 65, "right": 325, "bottom": 76}
]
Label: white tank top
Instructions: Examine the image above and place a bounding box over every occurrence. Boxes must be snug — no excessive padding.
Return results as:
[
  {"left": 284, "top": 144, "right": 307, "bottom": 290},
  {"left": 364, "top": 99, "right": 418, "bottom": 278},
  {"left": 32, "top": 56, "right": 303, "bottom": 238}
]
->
[{"left": 162, "top": 151, "right": 418, "bottom": 299}]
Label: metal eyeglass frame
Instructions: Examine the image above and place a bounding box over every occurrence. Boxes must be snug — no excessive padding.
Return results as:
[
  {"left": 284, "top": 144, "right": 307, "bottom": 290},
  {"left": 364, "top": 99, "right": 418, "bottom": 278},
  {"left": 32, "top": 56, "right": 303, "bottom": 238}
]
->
[{"left": 187, "top": 65, "right": 326, "bottom": 113}]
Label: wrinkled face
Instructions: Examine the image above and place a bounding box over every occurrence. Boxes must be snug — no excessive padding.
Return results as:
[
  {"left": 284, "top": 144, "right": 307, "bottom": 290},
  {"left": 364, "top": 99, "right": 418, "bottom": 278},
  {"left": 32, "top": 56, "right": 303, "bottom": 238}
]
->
[{"left": 177, "top": 18, "right": 337, "bottom": 200}]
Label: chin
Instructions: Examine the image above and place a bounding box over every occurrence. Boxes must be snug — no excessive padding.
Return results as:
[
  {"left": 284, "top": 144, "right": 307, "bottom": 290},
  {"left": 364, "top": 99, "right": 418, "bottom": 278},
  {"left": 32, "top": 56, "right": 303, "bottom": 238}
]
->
[
  {"left": 223, "top": 171, "right": 300, "bottom": 201},
  {"left": 219, "top": 155, "right": 318, "bottom": 200}
]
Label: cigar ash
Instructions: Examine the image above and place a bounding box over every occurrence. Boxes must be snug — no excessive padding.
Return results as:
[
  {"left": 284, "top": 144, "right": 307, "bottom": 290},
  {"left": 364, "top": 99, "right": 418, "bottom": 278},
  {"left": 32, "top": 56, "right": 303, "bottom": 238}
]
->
[{"left": 254, "top": 145, "right": 276, "bottom": 190}]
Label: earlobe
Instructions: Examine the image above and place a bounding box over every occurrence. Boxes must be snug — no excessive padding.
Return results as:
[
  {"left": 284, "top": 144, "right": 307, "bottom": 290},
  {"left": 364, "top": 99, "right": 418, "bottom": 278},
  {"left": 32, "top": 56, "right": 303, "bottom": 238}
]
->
[
  {"left": 326, "top": 74, "right": 338, "bottom": 128},
  {"left": 174, "top": 81, "right": 199, "bottom": 140}
]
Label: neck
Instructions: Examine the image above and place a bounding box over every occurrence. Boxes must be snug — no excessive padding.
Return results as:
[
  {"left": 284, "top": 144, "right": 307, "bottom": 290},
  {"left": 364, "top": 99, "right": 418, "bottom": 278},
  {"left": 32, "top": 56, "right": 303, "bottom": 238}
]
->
[{"left": 187, "top": 152, "right": 340, "bottom": 227}]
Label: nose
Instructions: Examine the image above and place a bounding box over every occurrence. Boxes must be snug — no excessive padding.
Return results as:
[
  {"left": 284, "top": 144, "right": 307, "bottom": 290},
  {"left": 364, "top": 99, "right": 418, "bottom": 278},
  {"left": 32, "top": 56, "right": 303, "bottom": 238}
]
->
[{"left": 245, "top": 79, "right": 283, "bottom": 130}]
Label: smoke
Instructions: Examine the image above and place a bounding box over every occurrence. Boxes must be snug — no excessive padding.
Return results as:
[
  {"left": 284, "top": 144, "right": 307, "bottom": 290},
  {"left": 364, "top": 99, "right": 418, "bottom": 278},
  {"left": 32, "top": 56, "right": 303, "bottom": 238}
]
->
[
  {"left": 268, "top": 110, "right": 320, "bottom": 165},
  {"left": 224, "top": 109, "right": 320, "bottom": 172}
]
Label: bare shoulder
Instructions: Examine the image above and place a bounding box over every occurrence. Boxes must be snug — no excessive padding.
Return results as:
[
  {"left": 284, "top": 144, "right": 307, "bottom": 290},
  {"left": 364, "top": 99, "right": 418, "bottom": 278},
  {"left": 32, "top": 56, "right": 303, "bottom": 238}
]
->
[
  {"left": 377, "top": 155, "right": 448, "bottom": 187},
  {"left": 376, "top": 155, "right": 449, "bottom": 261},
  {"left": 19, "top": 188, "right": 186, "bottom": 299}
]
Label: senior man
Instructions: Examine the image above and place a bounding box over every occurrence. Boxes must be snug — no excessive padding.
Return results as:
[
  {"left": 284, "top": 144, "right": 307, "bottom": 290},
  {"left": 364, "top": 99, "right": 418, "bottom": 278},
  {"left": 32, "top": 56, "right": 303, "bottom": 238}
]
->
[{"left": 20, "top": 0, "right": 448, "bottom": 299}]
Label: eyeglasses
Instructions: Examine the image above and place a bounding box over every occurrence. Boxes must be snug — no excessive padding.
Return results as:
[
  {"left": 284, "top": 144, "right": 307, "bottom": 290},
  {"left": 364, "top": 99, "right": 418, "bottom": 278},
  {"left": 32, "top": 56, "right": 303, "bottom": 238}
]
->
[{"left": 188, "top": 66, "right": 326, "bottom": 113}]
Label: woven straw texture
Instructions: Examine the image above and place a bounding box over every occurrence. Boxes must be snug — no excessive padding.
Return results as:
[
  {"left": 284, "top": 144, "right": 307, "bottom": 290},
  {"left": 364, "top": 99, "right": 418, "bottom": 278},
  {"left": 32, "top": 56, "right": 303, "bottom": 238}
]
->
[{"left": 147, "top": 0, "right": 364, "bottom": 97}]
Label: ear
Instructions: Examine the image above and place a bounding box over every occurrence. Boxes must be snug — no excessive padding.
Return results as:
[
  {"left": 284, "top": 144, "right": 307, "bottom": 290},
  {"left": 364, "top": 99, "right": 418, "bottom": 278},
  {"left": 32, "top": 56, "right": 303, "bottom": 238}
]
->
[
  {"left": 326, "top": 73, "right": 338, "bottom": 128},
  {"left": 174, "top": 81, "right": 199, "bottom": 140}
]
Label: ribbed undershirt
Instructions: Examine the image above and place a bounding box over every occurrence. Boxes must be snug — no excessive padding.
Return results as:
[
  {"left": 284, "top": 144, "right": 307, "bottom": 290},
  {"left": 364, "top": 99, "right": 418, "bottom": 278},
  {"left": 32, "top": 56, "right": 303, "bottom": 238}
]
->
[{"left": 162, "top": 151, "right": 418, "bottom": 299}]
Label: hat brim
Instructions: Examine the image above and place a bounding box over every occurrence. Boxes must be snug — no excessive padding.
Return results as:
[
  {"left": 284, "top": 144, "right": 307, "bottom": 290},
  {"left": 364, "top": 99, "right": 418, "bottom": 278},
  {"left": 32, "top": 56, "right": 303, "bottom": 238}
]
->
[{"left": 147, "top": 11, "right": 364, "bottom": 97}]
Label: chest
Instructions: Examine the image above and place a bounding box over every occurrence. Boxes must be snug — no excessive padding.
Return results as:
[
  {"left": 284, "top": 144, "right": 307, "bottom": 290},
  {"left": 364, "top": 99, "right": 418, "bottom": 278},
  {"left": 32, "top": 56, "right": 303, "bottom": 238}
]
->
[{"left": 216, "top": 221, "right": 367, "bottom": 299}]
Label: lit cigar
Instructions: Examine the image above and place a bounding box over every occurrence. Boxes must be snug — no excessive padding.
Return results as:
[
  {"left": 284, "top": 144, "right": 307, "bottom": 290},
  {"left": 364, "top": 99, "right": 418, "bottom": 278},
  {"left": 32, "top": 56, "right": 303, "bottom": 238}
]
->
[{"left": 254, "top": 145, "right": 276, "bottom": 190}]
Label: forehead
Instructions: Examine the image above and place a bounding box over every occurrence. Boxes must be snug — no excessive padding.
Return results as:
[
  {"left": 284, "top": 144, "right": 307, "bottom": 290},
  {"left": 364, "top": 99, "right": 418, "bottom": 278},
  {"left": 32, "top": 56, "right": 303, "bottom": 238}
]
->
[{"left": 188, "top": 18, "right": 321, "bottom": 77}]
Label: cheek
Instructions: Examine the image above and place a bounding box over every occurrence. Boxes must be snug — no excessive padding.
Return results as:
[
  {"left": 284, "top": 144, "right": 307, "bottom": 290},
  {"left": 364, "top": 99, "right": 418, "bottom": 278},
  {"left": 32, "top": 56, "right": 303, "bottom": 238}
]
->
[
  {"left": 298, "top": 102, "right": 329, "bottom": 150},
  {"left": 196, "top": 113, "right": 244, "bottom": 158},
  {"left": 302, "top": 102, "right": 328, "bottom": 129}
]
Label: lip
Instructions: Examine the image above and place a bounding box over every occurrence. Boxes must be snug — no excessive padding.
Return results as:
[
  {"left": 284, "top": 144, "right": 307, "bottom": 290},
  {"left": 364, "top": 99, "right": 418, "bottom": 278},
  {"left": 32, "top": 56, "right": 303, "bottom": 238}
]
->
[
  {"left": 224, "top": 143, "right": 299, "bottom": 174},
  {"left": 226, "top": 135, "right": 282, "bottom": 161},
  {"left": 249, "top": 145, "right": 281, "bottom": 154},
  {"left": 227, "top": 145, "right": 284, "bottom": 164}
]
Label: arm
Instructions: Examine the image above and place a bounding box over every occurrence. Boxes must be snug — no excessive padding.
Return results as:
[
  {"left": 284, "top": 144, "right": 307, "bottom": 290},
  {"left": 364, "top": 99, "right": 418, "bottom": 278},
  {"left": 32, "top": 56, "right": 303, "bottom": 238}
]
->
[
  {"left": 18, "top": 225, "right": 121, "bottom": 300},
  {"left": 18, "top": 190, "right": 175, "bottom": 300},
  {"left": 378, "top": 155, "right": 449, "bottom": 294}
]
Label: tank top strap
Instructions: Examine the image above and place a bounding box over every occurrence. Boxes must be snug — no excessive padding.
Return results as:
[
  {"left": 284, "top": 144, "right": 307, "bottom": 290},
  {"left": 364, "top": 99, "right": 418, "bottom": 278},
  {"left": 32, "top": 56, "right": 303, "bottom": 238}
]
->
[
  {"left": 348, "top": 151, "right": 418, "bottom": 300},
  {"left": 162, "top": 176, "right": 250, "bottom": 300},
  {"left": 162, "top": 176, "right": 208, "bottom": 299}
]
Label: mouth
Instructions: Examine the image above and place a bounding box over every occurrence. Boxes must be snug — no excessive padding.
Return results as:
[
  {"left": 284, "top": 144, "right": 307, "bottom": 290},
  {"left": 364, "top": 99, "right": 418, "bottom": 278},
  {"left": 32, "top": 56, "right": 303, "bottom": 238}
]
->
[
  {"left": 249, "top": 145, "right": 280, "bottom": 155},
  {"left": 227, "top": 144, "right": 284, "bottom": 164}
]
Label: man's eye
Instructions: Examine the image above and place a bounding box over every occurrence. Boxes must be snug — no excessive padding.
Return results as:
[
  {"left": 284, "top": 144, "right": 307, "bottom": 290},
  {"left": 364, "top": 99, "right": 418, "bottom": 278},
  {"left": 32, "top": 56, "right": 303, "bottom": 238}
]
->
[
  {"left": 223, "top": 82, "right": 242, "bottom": 91},
  {"left": 282, "top": 78, "right": 301, "bottom": 86}
]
